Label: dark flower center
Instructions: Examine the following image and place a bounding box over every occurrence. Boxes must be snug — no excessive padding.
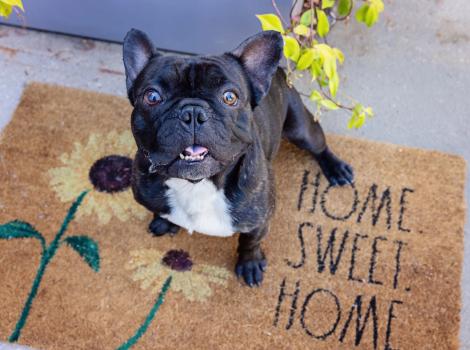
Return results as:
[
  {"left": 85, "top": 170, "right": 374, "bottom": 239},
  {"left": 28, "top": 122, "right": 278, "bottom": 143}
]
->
[
  {"left": 162, "top": 249, "right": 193, "bottom": 272},
  {"left": 89, "top": 155, "right": 133, "bottom": 193}
]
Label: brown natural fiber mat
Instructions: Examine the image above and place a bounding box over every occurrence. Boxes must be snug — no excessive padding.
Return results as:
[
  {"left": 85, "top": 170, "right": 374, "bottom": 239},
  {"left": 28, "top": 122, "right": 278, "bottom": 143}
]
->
[{"left": 0, "top": 83, "right": 466, "bottom": 350}]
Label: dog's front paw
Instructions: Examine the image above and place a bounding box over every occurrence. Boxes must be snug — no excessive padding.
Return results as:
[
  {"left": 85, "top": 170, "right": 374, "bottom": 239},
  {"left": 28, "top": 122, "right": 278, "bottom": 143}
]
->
[
  {"left": 148, "top": 216, "right": 179, "bottom": 236},
  {"left": 317, "top": 149, "right": 354, "bottom": 187},
  {"left": 235, "top": 258, "right": 267, "bottom": 287}
]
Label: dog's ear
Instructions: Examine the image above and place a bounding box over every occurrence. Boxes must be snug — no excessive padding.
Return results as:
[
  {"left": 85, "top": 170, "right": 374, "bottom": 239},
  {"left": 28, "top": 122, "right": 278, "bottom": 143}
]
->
[
  {"left": 231, "top": 31, "right": 283, "bottom": 105},
  {"left": 123, "top": 29, "right": 158, "bottom": 101}
]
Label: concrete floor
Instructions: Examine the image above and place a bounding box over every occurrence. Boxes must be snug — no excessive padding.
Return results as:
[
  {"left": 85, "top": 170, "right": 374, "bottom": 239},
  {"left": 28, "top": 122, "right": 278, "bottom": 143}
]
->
[{"left": 0, "top": 0, "right": 469, "bottom": 347}]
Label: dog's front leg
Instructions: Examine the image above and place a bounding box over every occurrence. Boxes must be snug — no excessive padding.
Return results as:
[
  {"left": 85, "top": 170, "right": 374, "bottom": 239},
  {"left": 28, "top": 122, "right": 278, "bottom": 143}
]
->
[{"left": 236, "top": 225, "right": 268, "bottom": 287}]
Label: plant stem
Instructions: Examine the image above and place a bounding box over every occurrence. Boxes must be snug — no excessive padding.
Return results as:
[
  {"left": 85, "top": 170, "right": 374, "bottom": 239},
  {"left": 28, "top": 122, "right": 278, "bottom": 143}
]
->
[
  {"left": 117, "top": 276, "right": 173, "bottom": 350},
  {"left": 9, "top": 237, "right": 64, "bottom": 341},
  {"left": 8, "top": 254, "right": 48, "bottom": 342},
  {"left": 8, "top": 191, "right": 88, "bottom": 342},
  {"left": 271, "top": 0, "right": 289, "bottom": 27}
]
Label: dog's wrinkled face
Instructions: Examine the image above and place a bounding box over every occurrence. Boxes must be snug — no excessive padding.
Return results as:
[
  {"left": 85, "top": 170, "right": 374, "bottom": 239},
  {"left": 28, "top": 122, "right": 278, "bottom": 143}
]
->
[{"left": 123, "top": 29, "right": 283, "bottom": 181}]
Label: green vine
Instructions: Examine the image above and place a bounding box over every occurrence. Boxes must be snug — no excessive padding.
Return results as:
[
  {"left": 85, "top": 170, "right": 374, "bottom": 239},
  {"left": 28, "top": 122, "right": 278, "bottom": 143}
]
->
[
  {"left": 0, "top": 190, "right": 100, "bottom": 342},
  {"left": 116, "top": 276, "right": 172, "bottom": 350},
  {"left": 258, "top": 0, "right": 384, "bottom": 128}
]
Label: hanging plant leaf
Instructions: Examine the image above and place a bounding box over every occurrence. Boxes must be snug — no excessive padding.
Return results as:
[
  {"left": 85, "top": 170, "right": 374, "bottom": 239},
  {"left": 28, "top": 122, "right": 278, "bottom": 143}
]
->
[
  {"left": 64, "top": 235, "right": 100, "bottom": 272},
  {"left": 322, "top": 0, "right": 335, "bottom": 10},
  {"left": 283, "top": 36, "right": 301, "bottom": 62},
  {"left": 0, "top": 0, "right": 23, "bottom": 18},
  {"left": 0, "top": 3, "right": 13, "bottom": 17},
  {"left": 300, "top": 9, "right": 314, "bottom": 26},
  {"left": 316, "top": 9, "right": 330, "bottom": 37},
  {"left": 338, "top": 0, "right": 352, "bottom": 17},
  {"left": 256, "top": 14, "right": 285, "bottom": 34},
  {"left": 1, "top": 0, "right": 24, "bottom": 10},
  {"left": 296, "top": 49, "right": 316, "bottom": 70},
  {"left": 293, "top": 24, "right": 310, "bottom": 37}
]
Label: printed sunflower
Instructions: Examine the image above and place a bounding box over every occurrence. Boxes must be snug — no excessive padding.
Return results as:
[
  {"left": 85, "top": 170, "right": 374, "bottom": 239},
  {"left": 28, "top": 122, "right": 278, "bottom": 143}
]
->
[
  {"left": 47, "top": 130, "right": 147, "bottom": 225},
  {"left": 126, "top": 249, "right": 231, "bottom": 302}
]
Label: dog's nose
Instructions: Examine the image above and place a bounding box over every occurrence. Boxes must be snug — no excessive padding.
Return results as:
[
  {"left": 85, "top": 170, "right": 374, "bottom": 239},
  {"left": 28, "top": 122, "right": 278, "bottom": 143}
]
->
[{"left": 179, "top": 105, "right": 209, "bottom": 125}]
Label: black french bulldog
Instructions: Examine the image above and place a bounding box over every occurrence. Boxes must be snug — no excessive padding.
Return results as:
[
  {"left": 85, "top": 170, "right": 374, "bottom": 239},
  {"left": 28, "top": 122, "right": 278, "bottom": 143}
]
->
[{"left": 123, "top": 29, "right": 354, "bottom": 287}]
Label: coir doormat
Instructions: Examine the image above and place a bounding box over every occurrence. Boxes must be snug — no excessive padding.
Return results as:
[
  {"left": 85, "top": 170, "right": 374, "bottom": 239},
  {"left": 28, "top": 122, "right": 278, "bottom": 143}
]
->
[{"left": 0, "top": 83, "right": 466, "bottom": 350}]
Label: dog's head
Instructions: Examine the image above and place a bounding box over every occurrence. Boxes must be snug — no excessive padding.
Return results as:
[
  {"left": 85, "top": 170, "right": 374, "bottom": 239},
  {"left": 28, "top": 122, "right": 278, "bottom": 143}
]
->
[{"left": 123, "top": 29, "right": 283, "bottom": 181}]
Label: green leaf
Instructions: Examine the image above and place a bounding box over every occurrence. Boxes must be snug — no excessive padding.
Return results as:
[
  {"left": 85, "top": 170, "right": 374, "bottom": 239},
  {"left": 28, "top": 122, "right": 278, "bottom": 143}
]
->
[
  {"left": 347, "top": 115, "right": 356, "bottom": 129},
  {"left": 364, "top": 107, "right": 374, "bottom": 116},
  {"left": 361, "top": 1, "right": 383, "bottom": 27},
  {"left": 64, "top": 235, "right": 100, "bottom": 272},
  {"left": 348, "top": 104, "right": 371, "bottom": 129},
  {"left": 320, "top": 99, "right": 339, "bottom": 110},
  {"left": 365, "top": 5, "right": 379, "bottom": 27},
  {"left": 0, "top": 3, "right": 13, "bottom": 17},
  {"left": 1, "top": 0, "right": 23, "bottom": 10},
  {"left": 357, "top": 114, "right": 367, "bottom": 127},
  {"left": 315, "top": 43, "right": 333, "bottom": 57},
  {"left": 371, "top": 0, "right": 384, "bottom": 12},
  {"left": 315, "top": 44, "right": 335, "bottom": 77},
  {"left": 300, "top": 9, "right": 314, "bottom": 26},
  {"left": 353, "top": 103, "right": 363, "bottom": 114},
  {"left": 309, "top": 90, "right": 323, "bottom": 102},
  {"left": 348, "top": 110, "right": 360, "bottom": 129},
  {"left": 333, "top": 48, "right": 345, "bottom": 64},
  {"left": 283, "top": 36, "right": 300, "bottom": 62},
  {"left": 349, "top": 112, "right": 366, "bottom": 128},
  {"left": 322, "top": 53, "right": 337, "bottom": 79},
  {"left": 256, "top": 14, "right": 285, "bottom": 34},
  {"left": 328, "top": 72, "right": 339, "bottom": 97},
  {"left": 296, "top": 49, "right": 316, "bottom": 70},
  {"left": 316, "top": 9, "right": 330, "bottom": 37},
  {"left": 322, "top": 0, "right": 335, "bottom": 9},
  {"left": 337, "top": 0, "right": 352, "bottom": 16},
  {"left": 355, "top": 4, "right": 369, "bottom": 23},
  {"left": 293, "top": 24, "right": 310, "bottom": 37},
  {"left": 310, "top": 60, "right": 323, "bottom": 80},
  {"left": 318, "top": 72, "right": 329, "bottom": 87},
  {"left": 0, "top": 220, "right": 45, "bottom": 246}
]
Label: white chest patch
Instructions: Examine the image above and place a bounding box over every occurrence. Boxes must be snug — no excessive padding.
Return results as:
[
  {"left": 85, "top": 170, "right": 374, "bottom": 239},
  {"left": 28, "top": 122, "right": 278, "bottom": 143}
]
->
[{"left": 161, "top": 178, "right": 235, "bottom": 237}]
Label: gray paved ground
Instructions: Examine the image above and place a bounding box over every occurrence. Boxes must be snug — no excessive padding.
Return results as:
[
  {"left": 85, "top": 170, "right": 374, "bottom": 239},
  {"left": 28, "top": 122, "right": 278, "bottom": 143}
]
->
[{"left": 0, "top": 0, "right": 469, "bottom": 347}]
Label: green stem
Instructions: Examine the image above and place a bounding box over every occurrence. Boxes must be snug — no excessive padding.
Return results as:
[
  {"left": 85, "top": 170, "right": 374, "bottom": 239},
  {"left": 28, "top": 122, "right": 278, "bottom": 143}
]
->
[
  {"left": 8, "top": 253, "right": 48, "bottom": 342},
  {"left": 55, "top": 190, "right": 88, "bottom": 245},
  {"left": 117, "top": 276, "right": 173, "bottom": 350},
  {"left": 9, "top": 238, "right": 63, "bottom": 341},
  {"left": 8, "top": 191, "right": 89, "bottom": 342}
]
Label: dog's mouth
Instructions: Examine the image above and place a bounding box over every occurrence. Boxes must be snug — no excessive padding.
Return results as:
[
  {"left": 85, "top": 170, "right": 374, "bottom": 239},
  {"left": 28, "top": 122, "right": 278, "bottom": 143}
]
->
[
  {"left": 146, "top": 144, "right": 222, "bottom": 180},
  {"left": 166, "top": 144, "right": 221, "bottom": 181},
  {"left": 178, "top": 145, "right": 209, "bottom": 162}
]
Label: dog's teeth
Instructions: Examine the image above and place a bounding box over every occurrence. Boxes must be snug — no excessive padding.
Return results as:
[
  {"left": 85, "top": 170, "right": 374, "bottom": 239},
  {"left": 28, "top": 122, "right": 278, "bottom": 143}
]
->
[{"left": 181, "top": 153, "right": 206, "bottom": 161}]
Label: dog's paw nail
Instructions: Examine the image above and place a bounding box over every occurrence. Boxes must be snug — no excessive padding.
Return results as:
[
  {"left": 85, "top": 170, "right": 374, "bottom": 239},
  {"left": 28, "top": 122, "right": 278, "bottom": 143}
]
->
[{"left": 236, "top": 259, "right": 265, "bottom": 287}]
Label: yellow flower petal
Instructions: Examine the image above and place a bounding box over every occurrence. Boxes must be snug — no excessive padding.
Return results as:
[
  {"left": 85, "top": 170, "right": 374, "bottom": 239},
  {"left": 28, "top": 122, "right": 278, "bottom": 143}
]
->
[
  {"left": 126, "top": 249, "right": 231, "bottom": 302},
  {"left": 48, "top": 130, "right": 144, "bottom": 225}
]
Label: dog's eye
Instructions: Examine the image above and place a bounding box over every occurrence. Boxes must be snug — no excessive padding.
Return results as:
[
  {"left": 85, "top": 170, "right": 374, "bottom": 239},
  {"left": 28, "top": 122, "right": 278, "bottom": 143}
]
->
[
  {"left": 144, "top": 89, "right": 163, "bottom": 106},
  {"left": 222, "top": 91, "right": 238, "bottom": 106}
]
